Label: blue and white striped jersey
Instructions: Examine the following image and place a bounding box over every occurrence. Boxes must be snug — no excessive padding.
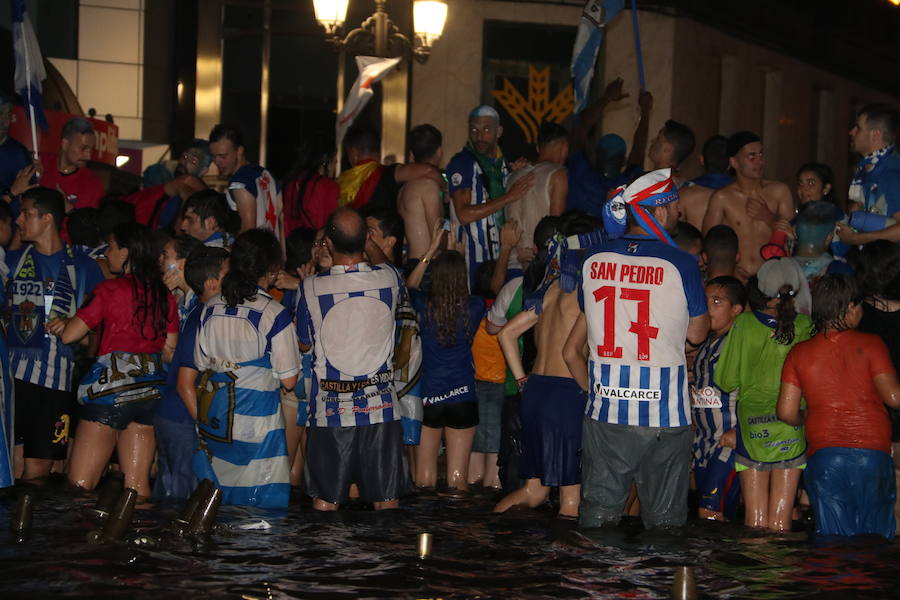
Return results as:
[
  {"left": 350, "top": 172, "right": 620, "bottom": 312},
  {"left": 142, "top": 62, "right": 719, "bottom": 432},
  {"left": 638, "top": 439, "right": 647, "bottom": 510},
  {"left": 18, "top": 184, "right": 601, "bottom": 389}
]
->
[
  {"left": 193, "top": 290, "right": 300, "bottom": 390},
  {"left": 579, "top": 236, "right": 707, "bottom": 428},
  {"left": 691, "top": 333, "right": 737, "bottom": 467},
  {"left": 297, "top": 263, "right": 401, "bottom": 428},
  {"left": 446, "top": 150, "right": 510, "bottom": 281}
]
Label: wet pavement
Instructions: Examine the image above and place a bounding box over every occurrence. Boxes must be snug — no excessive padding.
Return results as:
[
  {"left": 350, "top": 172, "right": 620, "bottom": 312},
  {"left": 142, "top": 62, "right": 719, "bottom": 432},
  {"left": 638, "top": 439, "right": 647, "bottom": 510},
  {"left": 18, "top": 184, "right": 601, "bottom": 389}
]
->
[{"left": 1, "top": 481, "right": 899, "bottom": 599}]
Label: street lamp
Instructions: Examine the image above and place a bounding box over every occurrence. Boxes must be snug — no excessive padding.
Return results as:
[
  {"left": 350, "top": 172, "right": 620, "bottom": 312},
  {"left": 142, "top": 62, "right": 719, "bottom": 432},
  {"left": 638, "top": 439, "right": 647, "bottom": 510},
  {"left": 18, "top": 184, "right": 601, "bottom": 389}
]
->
[{"left": 313, "top": 0, "right": 447, "bottom": 63}]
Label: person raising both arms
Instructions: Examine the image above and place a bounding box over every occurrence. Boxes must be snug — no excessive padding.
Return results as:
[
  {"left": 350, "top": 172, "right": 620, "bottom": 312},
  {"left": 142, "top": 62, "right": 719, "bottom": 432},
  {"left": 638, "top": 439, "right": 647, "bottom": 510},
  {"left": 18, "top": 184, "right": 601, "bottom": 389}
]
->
[{"left": 702, "top": 132, "right": 795, "bottom": 280}]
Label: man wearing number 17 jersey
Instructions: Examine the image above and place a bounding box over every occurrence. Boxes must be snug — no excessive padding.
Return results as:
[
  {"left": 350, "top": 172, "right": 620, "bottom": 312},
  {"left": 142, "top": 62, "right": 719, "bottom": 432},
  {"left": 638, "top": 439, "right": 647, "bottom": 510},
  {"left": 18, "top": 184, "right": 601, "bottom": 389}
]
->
[{"left": 565, "top": 169, "right": 709, "bottom": 529}]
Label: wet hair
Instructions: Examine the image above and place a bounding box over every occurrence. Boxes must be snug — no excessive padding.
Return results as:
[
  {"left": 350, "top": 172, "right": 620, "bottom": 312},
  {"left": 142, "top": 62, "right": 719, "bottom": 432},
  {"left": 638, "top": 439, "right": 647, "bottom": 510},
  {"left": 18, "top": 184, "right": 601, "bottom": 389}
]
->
[
  {"left": 23, "top": 187, "right": 65, "bottom": 230},
  {"left": 727, "top": 131, "right": 760, "bottom": 157},
  {"left": 185, "top": 246, "right": 229, "bottom": 298},
  {"left": 97, "top": 200, "right": 136, "bottom": 239},
  {"left": 747, "top": 275, "right": 798, "bottom": 344},
  {"left": 67, "top": 207, "right": 101, "bottom": 248},
  {"left": 473, "top": 259, "right": 497, "bottom": 300},
  {"left": 183, "top": 189, "right": 230, "bottom": 231},
  {"left": 426, "top": 250, "right": 470, "bottom": 346},
  {"left": 858, "top": 104, "right": 899, "bottom": 145},
  {"left": 285, "top": 228, "right": 316, "bottom": 272},
  {"left": 537, "top": 121, "right": 568, "bottom": 147},
  {"left": 701, "top": 135, "right": 729, "bottom": 174},
  {"left": 662, "top": 120, "right": 695, "bottom": 166},
  {"left": 365, "top": 209, "right": 404, "bottom": 265},
  {"left": 343, "top": 123, "right": 380, "bottom": 156},
  {"left": 796, "top": 162, "right": 835, "bottom": 204},
  {"left": 533, "top": 215, "right": 561, "bottom": 249},
  {"left": 675, "top": 221, "right": 703, "bottom": 254},
  {"left": 408, "top": 124, "right": 442, "bottom": 163},
  {"left": 325, "top": 207, "right": 367, "bottom": 255},
  {"left": 854, "top": 240, "right": 900, "bottom": 301},
  {"left": 703, "top": 224, "right": 739, "bottom": 266},
  {"left": 209, "top": 123, "right": 244, "bottom": 148},
  {"left": 285, "top": 133, "right": 335, "bottom": 223},
  {"left": 812, "top": 274, "right": 862, "bottom": 333},
  {"left": 706, "top": 276, "right": 747, "bottom": 308},
  {"left": 523, "top": 211, "right": 600, "bottom": 296},
  {"left": 221, "top": 228, "right": 282, "bottom": 307},
  {"left": 170, "top": 234, "right": 203, "bottom": 261},
  {"left": 61, "top": 117, "right": 94, "bottom": 139},
  {"left": 110, "top": 223, "right": 169, "bottom": 341}
]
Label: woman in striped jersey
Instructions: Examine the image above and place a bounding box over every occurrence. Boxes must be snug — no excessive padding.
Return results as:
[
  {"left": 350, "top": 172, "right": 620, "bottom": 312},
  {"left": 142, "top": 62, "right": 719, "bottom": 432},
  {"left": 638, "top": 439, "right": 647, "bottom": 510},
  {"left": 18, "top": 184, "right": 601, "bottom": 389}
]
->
[{"left": 187, "top": 229, "right": 300, "bottom": 508}]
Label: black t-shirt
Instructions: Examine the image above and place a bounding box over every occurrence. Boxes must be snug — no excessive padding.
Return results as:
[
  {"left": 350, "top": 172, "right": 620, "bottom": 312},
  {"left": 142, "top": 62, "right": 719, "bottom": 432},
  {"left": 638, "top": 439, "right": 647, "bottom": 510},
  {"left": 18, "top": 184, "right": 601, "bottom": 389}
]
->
[
  {"left": 361, "top": 164, "right": 400, "bottom": 217},
  {"left": 859, "top": 301, "right": 900, "bottom": 440}
]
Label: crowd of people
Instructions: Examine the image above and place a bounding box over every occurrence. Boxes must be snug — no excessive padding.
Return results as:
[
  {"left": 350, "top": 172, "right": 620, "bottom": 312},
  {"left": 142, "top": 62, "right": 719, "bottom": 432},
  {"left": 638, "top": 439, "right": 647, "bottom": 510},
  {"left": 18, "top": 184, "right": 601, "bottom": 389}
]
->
[{"left": 1, "top": 80, "right": 900, "bottom": 539}]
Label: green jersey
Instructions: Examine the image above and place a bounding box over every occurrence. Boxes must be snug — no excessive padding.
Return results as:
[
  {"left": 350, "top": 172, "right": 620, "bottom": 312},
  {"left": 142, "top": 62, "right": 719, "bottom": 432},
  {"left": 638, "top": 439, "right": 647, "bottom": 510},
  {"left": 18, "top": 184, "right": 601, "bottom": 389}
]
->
[{"left": 715, "top": 311, "right": 813, "bottom": 465}]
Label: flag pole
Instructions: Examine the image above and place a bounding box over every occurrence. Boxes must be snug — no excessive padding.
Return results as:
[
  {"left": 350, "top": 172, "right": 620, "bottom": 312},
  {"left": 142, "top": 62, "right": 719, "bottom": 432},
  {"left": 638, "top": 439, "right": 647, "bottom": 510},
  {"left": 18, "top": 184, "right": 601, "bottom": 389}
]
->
[
  {"left": 630, "top": 0, "right": 646, "bottom": 91},
  {"left": 18, "top": 19, "right": 39, "bottom": 160}
]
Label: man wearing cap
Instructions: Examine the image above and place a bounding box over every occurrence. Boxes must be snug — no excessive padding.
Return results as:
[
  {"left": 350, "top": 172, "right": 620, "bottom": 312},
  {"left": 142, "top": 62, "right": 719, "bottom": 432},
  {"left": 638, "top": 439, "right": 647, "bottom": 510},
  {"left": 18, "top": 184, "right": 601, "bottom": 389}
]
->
[
  {"left": 567, "top": 79, "right": 650, "bottom": 217},
  {"left": 446, "top": 105, "right": 534, "bottom": 285},
  {"left": 564, "top": 169, "right": 709, "bottom": 529},
  {"left": 702, "top": 131, "right": 794, "bottom": 280},
  {"left": 836, "top": 104, "right": 900, "bottom": 244}
]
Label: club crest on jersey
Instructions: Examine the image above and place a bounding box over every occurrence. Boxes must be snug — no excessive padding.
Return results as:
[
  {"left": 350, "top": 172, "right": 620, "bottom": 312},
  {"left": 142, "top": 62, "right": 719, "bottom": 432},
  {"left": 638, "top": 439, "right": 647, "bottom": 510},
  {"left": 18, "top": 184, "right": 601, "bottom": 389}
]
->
[
  {"left": 14, "top": 300, "right": 39, "bottom": 343},
  {"left": 626, "top": 242, "right": 639, "bottom": 254}
]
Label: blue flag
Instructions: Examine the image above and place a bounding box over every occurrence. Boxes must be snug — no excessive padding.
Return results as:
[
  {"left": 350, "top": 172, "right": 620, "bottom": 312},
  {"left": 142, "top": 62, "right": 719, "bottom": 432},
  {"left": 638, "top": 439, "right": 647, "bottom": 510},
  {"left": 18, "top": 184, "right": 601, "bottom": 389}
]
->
[
  {"left": 570, "top": 0, "right": 625, "bottom": 114},
  {"left": 11, "top": 0, "right": 48, "bottom": 131}
]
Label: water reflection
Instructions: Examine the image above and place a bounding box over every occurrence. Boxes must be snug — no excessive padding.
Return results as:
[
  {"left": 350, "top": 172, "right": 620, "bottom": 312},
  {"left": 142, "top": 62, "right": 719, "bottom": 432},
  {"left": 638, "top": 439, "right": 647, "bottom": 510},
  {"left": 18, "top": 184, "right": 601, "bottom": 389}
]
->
[{"left": 1, "top": 483, "right": 898, "bottom": 598}]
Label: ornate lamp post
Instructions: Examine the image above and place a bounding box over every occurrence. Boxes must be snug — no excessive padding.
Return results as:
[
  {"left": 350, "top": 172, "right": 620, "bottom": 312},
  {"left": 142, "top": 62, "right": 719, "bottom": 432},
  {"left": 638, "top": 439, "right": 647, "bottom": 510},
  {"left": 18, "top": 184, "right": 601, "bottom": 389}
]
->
[{"left": 312, "top": 1, "right": 448, "bottom": 164}]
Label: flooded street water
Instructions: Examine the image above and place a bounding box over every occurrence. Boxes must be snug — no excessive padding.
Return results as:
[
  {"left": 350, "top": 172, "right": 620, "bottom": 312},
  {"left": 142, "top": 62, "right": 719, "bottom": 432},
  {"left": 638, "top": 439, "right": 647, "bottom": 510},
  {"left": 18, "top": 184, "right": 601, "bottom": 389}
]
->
[{"left": 1, "top": 482, "right": 899, "bottom": 599}]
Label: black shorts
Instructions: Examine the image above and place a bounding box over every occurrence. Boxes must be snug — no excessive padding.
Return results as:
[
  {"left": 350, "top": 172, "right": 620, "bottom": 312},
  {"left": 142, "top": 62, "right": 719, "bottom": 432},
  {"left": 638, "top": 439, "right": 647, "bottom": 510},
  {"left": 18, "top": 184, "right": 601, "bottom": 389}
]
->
[
  {"left": 423, "top": 401, "right": 479, "bottom": 429},
  {"left": 305, "top": 420, "right": 408, "bottom": 505},
  {"left": 14, "top": 379, "right": 73, "bottom": 460},
  {"left": 80, "top": 398, "right": 158, "bottom": 431}
]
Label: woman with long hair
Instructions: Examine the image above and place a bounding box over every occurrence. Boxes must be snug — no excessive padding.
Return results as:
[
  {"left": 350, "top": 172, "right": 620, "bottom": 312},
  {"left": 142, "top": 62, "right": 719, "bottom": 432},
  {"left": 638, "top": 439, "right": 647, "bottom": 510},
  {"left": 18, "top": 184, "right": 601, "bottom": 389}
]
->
[
  {"left": 715, "top": 258, "right": 813, "bottom": 531},
  {"left": 52, "top": 223, "right": 178, "bottom": 498},
  {"left": 282, "top": 135, "right": 338, "bottom": 236},
  {"left": 183, "top": 228, "right": 300, "bottom": 508},
  {"left": 408, "top": 223, "right": 485, "bottom": 490}
]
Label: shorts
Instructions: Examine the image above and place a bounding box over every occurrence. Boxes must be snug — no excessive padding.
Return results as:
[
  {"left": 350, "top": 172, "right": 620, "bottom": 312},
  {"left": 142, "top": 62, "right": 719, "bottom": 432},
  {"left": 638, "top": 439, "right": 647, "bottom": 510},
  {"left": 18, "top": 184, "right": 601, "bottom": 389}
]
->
[
  {"left": 305, "top": 420, "right": 409, "bottom": 504},
  {"left": 472, "top": 380, "right": 504, "bottom": 453},
  {"left": 805, "top": 447, "right": 896, "bottom": 539},
  {"left": 735, "top": 453, "right": 806, "bottom": 472},
  {"left": 80, "top": 398, "right": 158, "bottom": 431},
  {"left": 14, "top": 379, "right": 72, "bottom": 460},
  {"left": 580, "top": 419, "right": 692, "bottom": 529},
  {"left": 519, "top": 375, "right": 585, "bottom": 487},
  {"left": 694, "top": 447, "right": 741, "bottom": 520},
  {"left": 423, "top": 400, "right": 478, "bottom": 430}
]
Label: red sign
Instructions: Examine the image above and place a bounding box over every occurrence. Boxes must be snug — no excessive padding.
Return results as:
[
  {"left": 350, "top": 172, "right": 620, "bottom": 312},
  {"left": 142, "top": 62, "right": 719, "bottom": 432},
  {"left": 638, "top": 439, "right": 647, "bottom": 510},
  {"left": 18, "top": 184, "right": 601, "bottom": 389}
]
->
[{"left": 9, "top": 106, "right": 120, "bottom": 166}]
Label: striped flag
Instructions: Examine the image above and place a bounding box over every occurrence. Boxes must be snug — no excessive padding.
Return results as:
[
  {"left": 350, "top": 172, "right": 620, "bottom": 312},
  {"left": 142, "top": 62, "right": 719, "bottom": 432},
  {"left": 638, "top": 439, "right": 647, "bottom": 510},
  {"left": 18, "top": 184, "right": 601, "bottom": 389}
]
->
[
  {"left": 11, "top": 0, "right": 48, "bottom": 131},
  {"left": 570, "top": 0, "right": 624, "bottom": 114}
]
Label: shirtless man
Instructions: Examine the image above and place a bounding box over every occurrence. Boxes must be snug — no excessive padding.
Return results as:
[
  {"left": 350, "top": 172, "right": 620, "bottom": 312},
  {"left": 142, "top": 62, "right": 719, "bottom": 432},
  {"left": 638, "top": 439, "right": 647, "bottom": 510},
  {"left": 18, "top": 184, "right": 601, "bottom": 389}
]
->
[
  {"left": 397, "top": 124, "right": 444, "bottom": 261},
  {"left": 505, "top": 122, "right": 569, "bottom": 269},
  {"left": 702, "top": 131, "right": 794, "bottom": 279},
  {"left": 492, "top": 213, "right": 602, "bottom": 518},
  {"left": 679, "top": 135, "right": 732, "bottom": 229}
]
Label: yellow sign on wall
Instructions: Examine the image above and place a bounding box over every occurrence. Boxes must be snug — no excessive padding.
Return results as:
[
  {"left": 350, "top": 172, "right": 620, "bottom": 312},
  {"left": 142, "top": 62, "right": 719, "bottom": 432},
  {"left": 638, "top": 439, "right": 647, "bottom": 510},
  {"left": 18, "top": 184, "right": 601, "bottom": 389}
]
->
[{"left": 492, "top": 65, "right": 574, "bottom": 143}]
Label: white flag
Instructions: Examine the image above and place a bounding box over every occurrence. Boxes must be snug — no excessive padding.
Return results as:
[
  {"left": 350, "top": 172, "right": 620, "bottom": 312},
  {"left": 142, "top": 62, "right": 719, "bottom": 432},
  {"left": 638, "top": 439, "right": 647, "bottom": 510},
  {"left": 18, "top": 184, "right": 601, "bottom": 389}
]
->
[{"left": 336, "top": 56, "right": 402, "bottom": 150}]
